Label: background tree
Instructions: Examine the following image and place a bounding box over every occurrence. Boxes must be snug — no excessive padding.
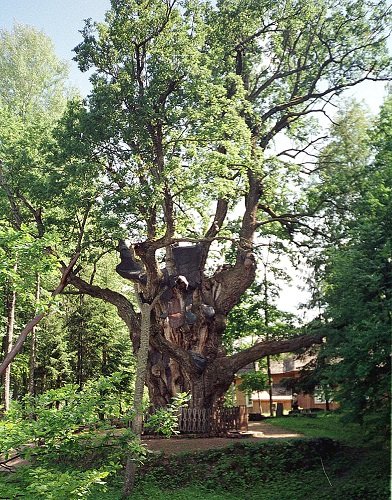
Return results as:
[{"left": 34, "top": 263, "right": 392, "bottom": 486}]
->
[
  {"left": 238, "top": 370, "right": 268, "bottom": 415},
  {"left": 0, "top": 25, "right": 131, "bottom": 407},
  {"left": 304, "top": 96, "right": 392, "bottom": 437},
  {"left": 0, "top": 23, "right": 71, "bottom": 408},
  {"left": 54, "top": 0, "right": 391, "bottom": 411},
  {"left": 226, "top": 245, "right": 297, "bottom": 415}
]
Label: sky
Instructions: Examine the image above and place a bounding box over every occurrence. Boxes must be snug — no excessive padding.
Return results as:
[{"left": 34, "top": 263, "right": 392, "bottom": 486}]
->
[
  {"left": 0, "top": 0, "right": 110, "bottom": 94},
  {"left": 1, "top": 1, "right": 390, "bottom": 314},
  {"left": 1, "top": 0, "right": 390, "bottom": 107}
]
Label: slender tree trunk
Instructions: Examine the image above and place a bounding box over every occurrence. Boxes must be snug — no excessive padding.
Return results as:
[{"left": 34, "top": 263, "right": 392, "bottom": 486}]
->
[
  {"left": 122, "top": 300, "right": 152, "bottom": 498},
  {"left": 3, "top": 266, "right": 17, "bottom": 412},
  {"left": 257, "top": 391, "right": 262, "bottom": 414},
  {"left": 325, "top": 389, "right": 330, "bottom": 412},
  {"left": 263, "top": 249, "right": 274, "bottom": 417},
  {"left": 28, "top": 273, "right": 40, "bottom": 396},
  {"left": 77, "top": 295, "right": 84, "bottom": 389},
  {"left": 267, "top": 355, "right": 274, "bottom": 417}
]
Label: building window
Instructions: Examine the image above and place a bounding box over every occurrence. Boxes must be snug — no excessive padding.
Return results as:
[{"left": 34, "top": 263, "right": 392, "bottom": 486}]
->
[{"left": 245, "top": 393, "right": 253, "bottom": 407}]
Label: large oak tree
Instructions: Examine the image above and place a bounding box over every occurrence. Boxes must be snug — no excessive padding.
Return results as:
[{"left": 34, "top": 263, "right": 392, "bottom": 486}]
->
[{"left": 54, "top": 0, "right": 391, "bottom": 409}]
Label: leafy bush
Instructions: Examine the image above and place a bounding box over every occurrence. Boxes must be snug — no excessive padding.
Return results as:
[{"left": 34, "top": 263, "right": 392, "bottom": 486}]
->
[
  {"left": 0, "top": 380, "right": 194, "bottom": 498},
  {"left": 137, "top": 440, "right": 389, "bottom": 500},
  {"left": 140, "top": 438, "right": 340, "bottom": 490},
  {"left": 0, "top": 373, "right": 136, "bottom": 463},
  {"left": 0, "top": 373, "right": 137, "bottom": 497},
  {"left": 144, "top": 392, "right": 190, "bottom": 437}
]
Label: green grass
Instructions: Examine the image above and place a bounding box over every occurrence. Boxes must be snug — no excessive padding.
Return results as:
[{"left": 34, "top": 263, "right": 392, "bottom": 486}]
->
[{"left": 269, "top": 412, "right": 376, "bottom": 446}]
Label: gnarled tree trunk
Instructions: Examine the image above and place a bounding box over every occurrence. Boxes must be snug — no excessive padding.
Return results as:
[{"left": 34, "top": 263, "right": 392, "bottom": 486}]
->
[
  {"left": 68, "top": 248, "right": 323, "bottom": 411},
  {"left": 64, "top": 156, "right": 325, "bottom": 412}
]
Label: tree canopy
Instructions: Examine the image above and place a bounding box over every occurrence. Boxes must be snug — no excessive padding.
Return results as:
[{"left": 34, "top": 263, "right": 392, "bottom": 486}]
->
[{"left": 0, "top": 4, "right": 391, "bottom": 498}]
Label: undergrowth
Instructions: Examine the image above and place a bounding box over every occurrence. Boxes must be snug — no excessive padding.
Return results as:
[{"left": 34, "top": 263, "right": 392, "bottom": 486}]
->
[{"left": 1, "top": 438, "right": 389, "bottom": 499}]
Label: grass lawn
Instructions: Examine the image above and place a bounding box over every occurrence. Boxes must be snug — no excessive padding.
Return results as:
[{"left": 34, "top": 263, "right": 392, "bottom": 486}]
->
[
  {"left": 268, "top": 412, "right": 386, "bottom": 447},
  {"left": 269, "top": 412, "right": 366, "bottom": 445}
]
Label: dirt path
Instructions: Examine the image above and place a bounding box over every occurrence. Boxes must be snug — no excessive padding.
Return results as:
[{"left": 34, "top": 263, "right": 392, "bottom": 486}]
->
[{"left": 142, "top": 421, "right": 303, "bottom": 455}]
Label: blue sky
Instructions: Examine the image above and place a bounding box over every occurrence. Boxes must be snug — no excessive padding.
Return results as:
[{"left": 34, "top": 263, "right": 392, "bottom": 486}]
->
[
  {"left": 0, "top": 1, "right": 389, "bottom": 108},
  {"left": 0, "top": 0, "right": 110, "bottom": 95}
]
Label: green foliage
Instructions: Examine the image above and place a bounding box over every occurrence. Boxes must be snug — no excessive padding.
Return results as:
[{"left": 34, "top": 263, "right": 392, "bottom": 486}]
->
[
  {"left": 1, "top": 418, "right": 389, "bottom": 499},
  {"left": 0, "top": 23, "right": 69, "bottom": 119},
  {"left": 225, "top": 278, "right": 297, "bottom": 353},
  {"left": 141, "top": 438, "right": 340, "bottom": 490},
  {"left": 238, "top": 371, "right": 267, "bottom": 396},
  {"left": 65, "top": 295, "right": 134, "bottom": 386},
  {"left": 0, "top": 10, "right": 391, "bottom": 499},
  {"left": 0, "top": 24, "right": 70, "bottom": 232},
  {"left": 0, "top": 374, "right": 141, "bottom": 498},
  {"left": 0, "top": 225, "right": 58, "bottom": 297},
  {"left": 144, "top": 392, "right": 190, "bottom": 437},
  {"left": 64, "top": 0, "right": 253, "bottom": 241},
  {"left": 62, "top": 0, "right": 392, "bottom": 246},
  {"left": 0, "top": 379, "right": 194, "bottom": 498},
  {"left": 0, "top": 373, "right": 134, "bottom": 463},
  {"left": 307, "top": 97, "right": 392, "bottom": 439},
  {"left": 25, "top": 466, "right": 110, "bottom": 499},
  {"left": 0, "top": 465, "right": 114, "bottom": 499}
]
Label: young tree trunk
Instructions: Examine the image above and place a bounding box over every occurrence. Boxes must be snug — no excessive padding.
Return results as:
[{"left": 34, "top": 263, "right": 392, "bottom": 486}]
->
[
  {"left": 262, "top": 258, "right": 274, "bottom": 417},
  {"left": 123, "top": 300, "right": 152, "bottom": 498},
  {"left": 77, "top": 294, "right": 84, "bottom": 389},
  {"left": 28, "top": 274, "right": 40, "bottom": 396},
  {"left": 3, "top": 273, "right": 17, "bottom": 412}
]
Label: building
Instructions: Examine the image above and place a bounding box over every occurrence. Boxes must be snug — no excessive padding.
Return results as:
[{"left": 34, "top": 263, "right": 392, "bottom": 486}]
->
[{"left": 234, "top": 356, "right": 338, "bottom": 415}]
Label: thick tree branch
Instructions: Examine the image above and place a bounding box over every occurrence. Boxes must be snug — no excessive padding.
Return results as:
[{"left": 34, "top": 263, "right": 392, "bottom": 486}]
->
[
  {"left": 14, "top": 191, "right": 45, "bottom": 238},
  {"left": 200, "top": 198, "right": 229, "bottom": 269},
  {"left": 228, "top": 333, "right": 324, "bottom": 374},
  {"left": 209, "top": 169, "right": 261, "bottom": 314},
  {"left": 239, "top": 169, "right": 263, "bottom": 250}
]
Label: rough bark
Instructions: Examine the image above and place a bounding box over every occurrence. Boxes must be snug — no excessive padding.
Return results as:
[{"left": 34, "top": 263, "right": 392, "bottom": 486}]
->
[
  {"left": 267, "top": 355, "right": 274, "bottom": 417},
  {"left": 61, "top": 141, "right": 320, "bottom": 412},
  {"left": 68, "top": 266, "right": 324, "bottom": 410}
]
